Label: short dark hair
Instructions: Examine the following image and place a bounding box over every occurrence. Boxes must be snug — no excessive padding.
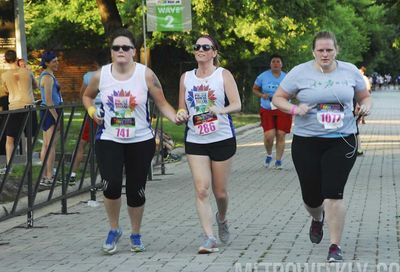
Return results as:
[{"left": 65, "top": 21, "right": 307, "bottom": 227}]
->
[
  {"left": 4, "top": 50, "right": 17, "bottom": 64},
  {"left": 269, "top": 54, "right": 283, "bottom": 63},
  {"left": 109, "top": 28, "right": 136, "bottom": 48},
  {"left": 40, "top": 51, "right": 57, "bottom": 68}
]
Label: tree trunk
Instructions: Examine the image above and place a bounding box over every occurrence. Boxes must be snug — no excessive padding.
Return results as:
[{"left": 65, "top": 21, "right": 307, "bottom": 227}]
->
[{"left": 96, "top": 0, "right": 123, "bottom": 37}]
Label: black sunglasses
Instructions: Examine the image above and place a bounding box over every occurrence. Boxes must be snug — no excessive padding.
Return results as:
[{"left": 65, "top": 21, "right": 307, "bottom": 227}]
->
[
  {"left": 193, "top": 44, "right": 215, "bottom": 51},
  {"left": 111, "top": 45, "right": 134, "bottom": 52}
]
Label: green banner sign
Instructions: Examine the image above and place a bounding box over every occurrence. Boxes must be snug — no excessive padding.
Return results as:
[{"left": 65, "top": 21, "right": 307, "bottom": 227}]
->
[{"left": 147, "top": 0, "right": 192, "bottom": 32}]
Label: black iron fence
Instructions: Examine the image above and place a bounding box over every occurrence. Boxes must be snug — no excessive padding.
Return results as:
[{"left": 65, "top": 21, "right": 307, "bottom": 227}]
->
[{"left": 0, "top": 102, "right": 167, "bottom": 226}]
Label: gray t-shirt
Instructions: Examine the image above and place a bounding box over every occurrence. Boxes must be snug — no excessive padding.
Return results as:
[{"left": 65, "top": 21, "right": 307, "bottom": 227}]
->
[{"left": 280, "top": 60, "right": 366, "bottom": 137}]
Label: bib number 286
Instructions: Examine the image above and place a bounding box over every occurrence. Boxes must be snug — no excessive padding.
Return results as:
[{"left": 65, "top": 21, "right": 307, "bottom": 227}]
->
[
  {"left": 197, "top": 122, "right": 216, "bottom": 135},
  {"left": 193, "top": 112, "right": 219, "bottom": 136}
]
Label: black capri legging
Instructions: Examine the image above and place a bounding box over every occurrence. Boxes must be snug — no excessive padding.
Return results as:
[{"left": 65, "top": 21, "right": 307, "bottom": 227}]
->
[
  {"left": 291, "top": 134, "right": 357, "bottom": 208},
  {"left": 95, "top": 138, "right": 155, "bottom": 207}
]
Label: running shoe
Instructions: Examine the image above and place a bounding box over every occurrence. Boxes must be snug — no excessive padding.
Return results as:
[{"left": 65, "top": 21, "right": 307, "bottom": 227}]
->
[
  {"left": 102, "top": 228, "right": 122, "bottom": 254},
  {"left": 0, "top": 166, "right": 12, "bottom": 175},
  {"left": 309, "top": 211, "right": 324, "bottom": 244},
  {"left": 69, "top": 175, "right": 76, "bottom": 186},
  {"left": 216, "top": 212, "right": 230, "bottom": 244},
  {"left": 164, "top": 153, "right": 181, "bottom": 163},
  {"left": 274, "top": 160, "right": 283, "bottom": 170},
  {"left": 56, "top": 175, "right": 76, "bottom": 186},
  {"left": 264, "top": 156, "right": 272, "bottom": 168},
  {"left": 39, "top": 177, "right": 53, "bottom": 187},
  {"left": 198, "top": 236, "right": 219, "bottom": 254},
  {"left": 327, "top": 244, "right": 343, "bottom": 263},
  {"left": 130, "top": 233, "right": 145, "bottom": 252}
]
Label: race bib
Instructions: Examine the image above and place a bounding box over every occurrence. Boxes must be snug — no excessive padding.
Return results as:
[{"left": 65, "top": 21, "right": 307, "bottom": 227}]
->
[
  {"left": 193, "top": 112, "right": 219, "bottom": 135},
  {"left": 112, "top": 96, "right": 136, "bottom": 139},
  {"left": 111, "top": 117, "right": 136, "bottom": 139},
  {"left": 317, "top": 103, "right": 344, "bottom": 129}
]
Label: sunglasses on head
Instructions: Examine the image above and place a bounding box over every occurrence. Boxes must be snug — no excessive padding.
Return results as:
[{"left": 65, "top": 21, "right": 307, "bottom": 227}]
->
[
  {"left": 111, "top": 45, "right": 134, "bottom": 52},
  {"left": 192, "top": 44, "right": 215, "bottom": 51}
]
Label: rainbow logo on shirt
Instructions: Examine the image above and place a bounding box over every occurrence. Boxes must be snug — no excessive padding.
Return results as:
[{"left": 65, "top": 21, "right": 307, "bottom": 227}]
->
[
  {"left": 187, "top": 84, "right": 216, "bottom": 113},
  {"left": 106, "top": 89, "right": 137, "bottom": 118}
]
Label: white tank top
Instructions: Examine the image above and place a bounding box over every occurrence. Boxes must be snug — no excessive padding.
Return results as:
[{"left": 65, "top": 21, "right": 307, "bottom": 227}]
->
[
  {"left": 184, "top": 67, "right": 235, "bottom": 144},
  {"left": 97, "top": 63, "right": 153, "bottom": 143}
]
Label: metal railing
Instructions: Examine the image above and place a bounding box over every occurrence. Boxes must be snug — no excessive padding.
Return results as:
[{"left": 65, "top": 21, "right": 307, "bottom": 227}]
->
[{"left": 0, "top": 103, "right": 168, "bottom": 226}]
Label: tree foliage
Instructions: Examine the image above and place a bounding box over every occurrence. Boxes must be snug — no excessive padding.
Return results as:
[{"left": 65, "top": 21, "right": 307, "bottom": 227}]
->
[
  {"left": 25, "top": 0, "right": 106, "bottom": 49},
  {"left": 24, "top": 0, "right": 400, "bottom": 109}
]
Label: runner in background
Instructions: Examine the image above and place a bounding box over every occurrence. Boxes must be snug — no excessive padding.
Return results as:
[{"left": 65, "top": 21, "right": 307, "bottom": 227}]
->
[{"left": 252, "top": 54, "right": 291, "bottom": 169}]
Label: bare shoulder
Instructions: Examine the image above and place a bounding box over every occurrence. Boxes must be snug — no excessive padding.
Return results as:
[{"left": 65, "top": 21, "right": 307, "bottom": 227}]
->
[
  {"left": 145, "top": 67, "right": 162, "bottom": 89},
  {"left": 222, "top": 68, "right": 235, "bottom": 81}
]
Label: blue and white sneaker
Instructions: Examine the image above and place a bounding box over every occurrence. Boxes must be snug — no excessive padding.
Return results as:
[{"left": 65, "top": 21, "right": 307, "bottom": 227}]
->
[
  {"left": 198, "top": 236, "right": 219, "bottom": 254},
  {"left": 274, "top": 160, "right": 283, "bottom": 170},
  {"left": 102, "top": 228, "right": 122, "bottom": 254},
  {"left": 130, "top": 233, "right": 145, "bottom": 252},
  {"left": 264, "top": 156, "right": 273, "bottom": 168}
]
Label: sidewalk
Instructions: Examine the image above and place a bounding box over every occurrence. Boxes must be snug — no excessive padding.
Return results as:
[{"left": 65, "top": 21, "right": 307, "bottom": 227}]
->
[{"left": 0, "top": 90, "right": 399, "bottom": 272}]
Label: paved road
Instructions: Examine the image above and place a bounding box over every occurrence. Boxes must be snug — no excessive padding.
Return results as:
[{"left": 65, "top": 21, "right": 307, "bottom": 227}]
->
[{"left": 0, "top": 90, "right": 399, "bottom": 272}]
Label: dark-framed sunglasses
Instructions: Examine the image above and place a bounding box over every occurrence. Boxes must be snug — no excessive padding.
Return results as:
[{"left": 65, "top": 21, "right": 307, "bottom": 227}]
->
[
  {"left": 192, "top": 44, "right": 215, "bottom": 52},
  {"left": 111, "top": 45, "right": 134, "bottom": 52}
]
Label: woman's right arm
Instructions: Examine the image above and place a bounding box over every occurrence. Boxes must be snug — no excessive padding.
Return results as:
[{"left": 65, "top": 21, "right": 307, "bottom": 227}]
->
[{"left": 82, "top": 71, "right": 102, "bottom": 124}]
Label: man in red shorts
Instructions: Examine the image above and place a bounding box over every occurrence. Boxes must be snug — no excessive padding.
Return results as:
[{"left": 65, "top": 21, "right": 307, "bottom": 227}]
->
[{"left": 252, "top": 54, "right": 292, "bottom": 169}]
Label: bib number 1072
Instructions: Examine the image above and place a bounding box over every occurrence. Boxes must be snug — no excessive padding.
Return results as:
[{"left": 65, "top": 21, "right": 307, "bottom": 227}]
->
[{"left": 319, "top": 113, "right": 342, "bottom": 123}]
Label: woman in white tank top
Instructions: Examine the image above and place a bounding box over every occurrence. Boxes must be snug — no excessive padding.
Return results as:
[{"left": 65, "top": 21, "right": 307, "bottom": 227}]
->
[
  {"left": 82, "top": 28, "right": 186, "bottom": 255},
  {"left": 176, "top": 35, "right": 241, "bottom": 254}
]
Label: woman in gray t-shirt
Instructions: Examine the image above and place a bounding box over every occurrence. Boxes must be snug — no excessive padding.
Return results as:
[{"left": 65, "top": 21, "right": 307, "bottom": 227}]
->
[{"left": 273, "top": 31, "right": 372, "bottom": 263}]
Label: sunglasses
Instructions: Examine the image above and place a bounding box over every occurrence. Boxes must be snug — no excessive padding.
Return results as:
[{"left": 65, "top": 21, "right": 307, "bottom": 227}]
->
[
  {"left": 111, "top": 45, "right": 134, "bottom": 52},
  {"left": 193, "top": 44, "right": 215, "bottom": 51}
]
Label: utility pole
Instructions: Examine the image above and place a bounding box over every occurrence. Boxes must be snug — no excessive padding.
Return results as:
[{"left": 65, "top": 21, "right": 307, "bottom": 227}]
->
[{"left": 15, "top": 0, "right": 27, "bottom": 60}]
